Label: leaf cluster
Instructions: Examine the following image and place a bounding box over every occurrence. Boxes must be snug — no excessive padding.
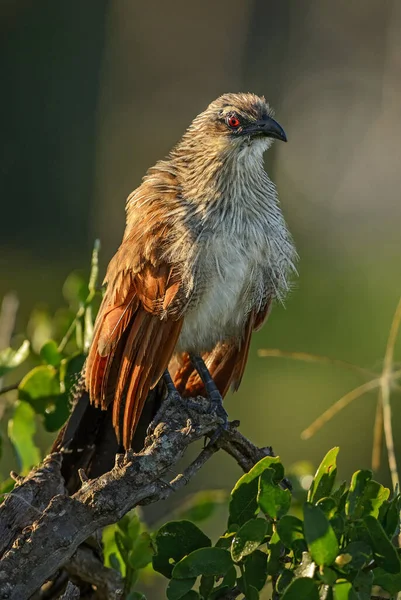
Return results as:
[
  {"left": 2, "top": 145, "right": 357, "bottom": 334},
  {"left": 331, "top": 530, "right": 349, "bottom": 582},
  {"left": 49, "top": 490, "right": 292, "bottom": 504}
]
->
[{"left": 108, "top": 449, "right": 401, "bottom": 599}]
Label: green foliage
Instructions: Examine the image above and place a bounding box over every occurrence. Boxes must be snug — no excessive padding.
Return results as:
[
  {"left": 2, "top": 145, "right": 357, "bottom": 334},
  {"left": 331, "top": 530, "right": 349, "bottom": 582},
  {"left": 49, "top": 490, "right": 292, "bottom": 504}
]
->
[
  {"left": 146, "top": 448, "right": 401, "bottom": 598},
  {"left": 0, "top": 241, "right": 101, "bottom": 467}
]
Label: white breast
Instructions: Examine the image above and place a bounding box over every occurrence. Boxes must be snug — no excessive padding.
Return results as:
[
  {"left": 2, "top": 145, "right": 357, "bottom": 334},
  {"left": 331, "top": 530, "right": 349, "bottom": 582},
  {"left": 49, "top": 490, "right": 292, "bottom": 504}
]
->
[{"left": 177, "top": 234, "right": 261, "bottom": 353}]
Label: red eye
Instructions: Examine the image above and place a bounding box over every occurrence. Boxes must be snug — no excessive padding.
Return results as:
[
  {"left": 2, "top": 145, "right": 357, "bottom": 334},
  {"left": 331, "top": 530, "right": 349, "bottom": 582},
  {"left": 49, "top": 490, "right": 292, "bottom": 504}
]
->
[{"left": 227, "top": 114, "right": 241, "bottom": 129}]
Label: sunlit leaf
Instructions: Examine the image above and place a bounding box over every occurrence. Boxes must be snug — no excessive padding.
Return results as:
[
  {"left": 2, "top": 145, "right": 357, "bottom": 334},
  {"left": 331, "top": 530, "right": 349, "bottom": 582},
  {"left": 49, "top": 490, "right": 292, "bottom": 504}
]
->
[
  {"left": 258, "top": 467, "right": 291, "bottom": 519},
  {"left": 303, "top": 503, "right": 339, "bottom": 566},
  {"left": 229, "top": 456, "right": 281, "bottom": 527},
  {"left": 346, "top": 470, "right": 389, "bottom": 519},
  {"left": 333, "top": 579, "right": 358, "bottom": 600},
  {"left": 8, "top": 401, "right": 41, "bottom": 473},
  {"left": 231, "top": 518, "right": 268, "bottom": 562},
  {"left": 307, "top": 447, "right": 339, "bottom": 504},
  {"left": 18, "top": 365, "right": 61, "bottom": 414},
  {"left": 0, "top": 340, "right": 30, "bottom": 377},
  {"left": 40, "top": 340, "right": 61, "bottom": 367}
]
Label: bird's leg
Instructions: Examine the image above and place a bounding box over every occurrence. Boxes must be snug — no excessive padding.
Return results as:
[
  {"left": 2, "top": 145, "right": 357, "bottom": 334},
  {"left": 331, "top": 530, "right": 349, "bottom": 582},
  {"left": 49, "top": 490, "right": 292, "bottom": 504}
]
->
[{"left": 189, "top": 354, "right": 229, "bottom": 435}]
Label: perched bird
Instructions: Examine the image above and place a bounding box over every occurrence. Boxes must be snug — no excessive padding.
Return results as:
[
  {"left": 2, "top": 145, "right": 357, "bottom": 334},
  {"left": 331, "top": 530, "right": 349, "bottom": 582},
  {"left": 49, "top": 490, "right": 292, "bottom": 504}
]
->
[{"left": 54, "top": 92, "right": 297, "bottom": 485}]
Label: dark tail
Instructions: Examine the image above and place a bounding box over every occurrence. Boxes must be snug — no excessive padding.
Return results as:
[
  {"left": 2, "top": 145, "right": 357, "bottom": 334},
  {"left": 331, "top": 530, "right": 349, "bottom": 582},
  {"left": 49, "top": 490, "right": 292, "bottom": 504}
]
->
[{"left": 52, "top": 382, "right": 163, "bottom": 494}]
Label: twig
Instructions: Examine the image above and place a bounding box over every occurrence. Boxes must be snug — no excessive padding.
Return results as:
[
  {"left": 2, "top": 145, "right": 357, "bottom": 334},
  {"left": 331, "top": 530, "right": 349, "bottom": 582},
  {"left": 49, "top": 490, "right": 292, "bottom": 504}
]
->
[
  {"left": 372, "top": 394, "right": 384, "bottom": 472},
  {"left": 258, "top": 348, "right": 382, "bottom": 380},
  {"left": 301, "top": 378, "right": 382, "bottom": 440},
  {"left": 58, "top": 240, "right": 100, "bottom": 353},
  {"left": 379, "top": 296, "right": 401, "bottom": 493},
  {"left": 0, "top": 383, "right": 19, "bottom": 396}
]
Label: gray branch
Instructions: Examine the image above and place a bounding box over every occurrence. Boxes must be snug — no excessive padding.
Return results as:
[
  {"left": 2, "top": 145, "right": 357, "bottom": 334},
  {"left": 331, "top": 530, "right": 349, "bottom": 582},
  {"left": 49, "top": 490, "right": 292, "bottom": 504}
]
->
[{"left": 0, "top": 395, "right": 277, "bottom": 600}]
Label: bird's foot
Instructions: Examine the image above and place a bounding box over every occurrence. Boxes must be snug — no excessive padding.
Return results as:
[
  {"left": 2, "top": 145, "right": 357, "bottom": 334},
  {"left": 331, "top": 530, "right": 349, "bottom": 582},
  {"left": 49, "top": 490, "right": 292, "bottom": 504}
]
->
[
  {"left": 189, "top": 354, "right": 229, "bottom": 445},
  {"left": 146, "top": 370, "right": 207, "bottom": 437}
]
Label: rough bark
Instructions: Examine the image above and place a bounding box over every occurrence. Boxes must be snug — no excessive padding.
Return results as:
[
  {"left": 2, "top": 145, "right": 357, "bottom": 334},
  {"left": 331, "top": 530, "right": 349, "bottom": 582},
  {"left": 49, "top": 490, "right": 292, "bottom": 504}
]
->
[{"left": 0, "top": 395, "right": 277, "bottom": 599}]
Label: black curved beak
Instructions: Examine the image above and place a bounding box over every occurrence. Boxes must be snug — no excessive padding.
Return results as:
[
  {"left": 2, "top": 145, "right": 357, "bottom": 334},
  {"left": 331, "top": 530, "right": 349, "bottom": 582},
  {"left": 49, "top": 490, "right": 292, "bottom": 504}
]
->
[{"left": 246, "top": 116, "right": 287, "bottom": 142}]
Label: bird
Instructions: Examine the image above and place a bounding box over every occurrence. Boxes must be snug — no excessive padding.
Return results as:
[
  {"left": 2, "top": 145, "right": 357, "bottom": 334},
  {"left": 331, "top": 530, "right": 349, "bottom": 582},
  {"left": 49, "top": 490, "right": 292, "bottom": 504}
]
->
[{"left": 54, "top": 92, "right": 297, "bottom": 487}]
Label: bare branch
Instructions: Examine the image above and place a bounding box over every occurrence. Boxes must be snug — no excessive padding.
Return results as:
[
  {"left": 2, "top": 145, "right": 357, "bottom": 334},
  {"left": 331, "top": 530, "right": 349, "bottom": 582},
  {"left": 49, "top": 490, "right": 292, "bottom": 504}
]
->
[
  {"left": 65, "top": 546, "right": 123, "bottom": 600},
  {"left": 0, "top": 394, "right": 274, "bottom": 599}
]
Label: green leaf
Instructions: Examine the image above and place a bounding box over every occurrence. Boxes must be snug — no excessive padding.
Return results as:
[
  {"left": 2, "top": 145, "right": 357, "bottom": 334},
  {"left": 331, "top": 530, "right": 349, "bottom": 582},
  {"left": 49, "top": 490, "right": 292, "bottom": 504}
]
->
[
  {"left": 18, "top": 365, "right": 61, "bottom": 414},
  {"left": 245, "top": 586, "right": 259, "bottom": 600},
  {"left": 373, "top": 567, "right": 401, "bottom": 594},
  {"left": 231, "top": 518, "right": 268, "bottom": 562},
  {"left": 353, "top": 570, "right": 373, "bottom": 600},
  {"left": 363, "top": 515, "right": 400, "bottom": 573},
  {"left": 8, "top": 401, "right": 41, "bottom": 473},
  {"left": 307, "top": 447, "right": 339, "bottom": 504},
  {"left": 172, "top": 548, "right": 232, "bottom": 579},
  {"left": 276, "top": 569, "right": 294, "bottom": 594},
  {"left": 153, "top": 521, "right": 211, "bottom": 578},
  {"left": 276, "top": 515, "right": 305, "bottom": 550},
  {"left": 257, "top": 468, "right": 291, "bottom": 519},
  {"left": 129, "top": 532, "right": 154, "bottom": 569},
  {"left": 346, "top": 470, "right": 389, "bottom": 519},
  {"left": 379, "top": 495, "right": 401, "bottom": 538},
  {"left": 115, "top": 531, "right": 130, "bottom": 562},
  {"left": 199, "top": 575, "right": 214, "bottom": 599},
  {"left": 0, "top": 340, "right": 30, "bottom": 377},
  {"left": 280, "top": 577, "right": 319, "bottom": 600},
  {"left": 341, "top": 541, "right": 372, "bottom": 570},
  {"left": 179, "top": 593, "right": 199, "bottom": 600},
  {"left": 332, "top": 481, "right": 347, "bottom": 503},
  {"left": 61, "top": 353, "right": 86, "bottom": 394},
  {"left": 303, "top": 503, "right": 339, "bottom": 566},
  {"left": 63, "top": 271, "right": 88, "bottom": 307},
  {"left": 229, "top": 456, "right": 281, "bottom": 527},
  {"left": 215, "top": 530, "right": 236, "bottom": 549},
  {"left": 177, "top": 490, "right": 227, "bottom": 523},
  {"left": 333, "top": 579, "right": 358, "bottom": 600},
  {"left": 167, "top": 577, "right": 196, "bottom": 600},
  {"left": 40, "top": 340, "right": 61, "bottom": 367},
  {"left": 316, "top": 497, "right": 337, "bottom": 519},
  {"left": 317, "top": 566, "right": 337, "bottom": 586},
  {"left": 221, "top": 564, "right": 237, "bottom": 588},
  {"left": 43, "top": 393, "right": 70, "bottom": 432},
  {"left": 244, "top": 550, "right": 267, "bottom": 591},
  {"left": 267, "top": 530, "right": 284, "bottom": 576},
  {"left": 127, "top": 512, "right": 141, "bottom": 541},
  {"left": 108, "top": 552, "right": 122, "bottom": 573}
]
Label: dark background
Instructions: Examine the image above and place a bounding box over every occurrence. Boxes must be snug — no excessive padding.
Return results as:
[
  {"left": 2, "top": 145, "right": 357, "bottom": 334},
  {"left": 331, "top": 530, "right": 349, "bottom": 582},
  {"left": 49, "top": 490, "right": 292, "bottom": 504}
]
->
[{"left": 1, "top": 0, "right": 401, "bottom": 569}]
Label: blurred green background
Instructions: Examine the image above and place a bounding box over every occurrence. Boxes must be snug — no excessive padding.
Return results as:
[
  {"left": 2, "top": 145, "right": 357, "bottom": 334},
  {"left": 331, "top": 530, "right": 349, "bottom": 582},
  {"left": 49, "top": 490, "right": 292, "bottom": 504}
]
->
[{"left": 1, "top": 0, "right": 401, "bottom": 539}]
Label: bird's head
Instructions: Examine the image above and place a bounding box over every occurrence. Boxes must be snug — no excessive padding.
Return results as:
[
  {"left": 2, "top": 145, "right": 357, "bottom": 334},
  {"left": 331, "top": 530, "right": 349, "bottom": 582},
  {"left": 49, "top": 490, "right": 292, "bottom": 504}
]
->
[{"left": 181, "top": 93, "right": 287, "bottom": 159}]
